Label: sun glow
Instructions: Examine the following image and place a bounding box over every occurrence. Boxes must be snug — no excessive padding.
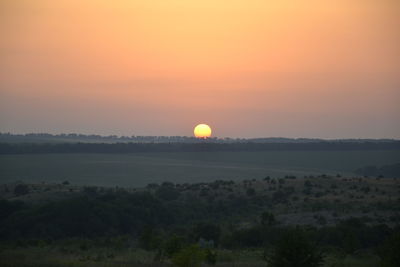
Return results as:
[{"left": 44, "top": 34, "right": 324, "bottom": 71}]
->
[{"left": 194, "top": 124, "right": 212, "bottom": 139}]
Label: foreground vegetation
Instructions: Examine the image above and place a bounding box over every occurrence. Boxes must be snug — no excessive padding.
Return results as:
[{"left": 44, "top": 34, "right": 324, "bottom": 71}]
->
[
  {"left": 1, "top": 174, "right": 399, "bottom": 266},
  {"left": 0, "top": 246, "right": 385, "bottom": 267}
]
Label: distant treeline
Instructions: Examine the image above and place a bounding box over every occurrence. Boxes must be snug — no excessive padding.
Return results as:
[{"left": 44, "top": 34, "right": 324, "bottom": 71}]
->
[
  {"left": 0, "top": 132, "right": 398, "bottom": 144},
  {"left": 0, "top": 141, "right": 400, "bottom": 154}
]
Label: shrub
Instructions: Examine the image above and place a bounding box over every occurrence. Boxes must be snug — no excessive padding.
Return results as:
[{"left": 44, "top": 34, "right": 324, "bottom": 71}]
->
[
  {"left": 139, "top": 227, "right": 162, "bottom": 251},
  {"left": 205, "top": 248, "right": 217, "bottom": 265},
  {"left": 377, "top": 231, "right": 400, "bottom": 267},
  {"left": 155, "top": 185, "right": 180, "bottom": 201},
  {"left": 265, "top": 229, "right": 324, "bottom": 267},
  {"left": 171, "top": 245, "right": 206, "bottom": 267},
  {"left": 304, "top": 181, "right": 313, "bottom": 187},
  {"left": 83, "top": 186, "right": 98, "bottom": 195},
  {"left": 272, "top": 190, "right": 287, "bottom": 202},
  {"left": 13, "top": 184, "right": 29, "bottom": 196},
  {"left": 158, "top": 234, "right": 185, "bottom": 260},
  {"left": 193, "top": 223, "right": 221, "bottom": 246},
  {"left": 246, "top": 188, "right": 256, "bottom": 196},
  {"left": 261, "top": 211, "right": 276, "bottom": 226}
]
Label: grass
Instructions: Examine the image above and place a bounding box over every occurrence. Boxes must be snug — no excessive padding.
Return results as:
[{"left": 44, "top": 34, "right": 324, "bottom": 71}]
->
[
  {"left": 0, "top": 247, "right": 162, "bottom": 267},
  {"left": 1, "top": 150, "right": 399, "bottom": 187},
  {"left": 324, "top": 252, "right": 380, "bottom": 267},
  {"left": 0, "top": 246, "right": 381, "bottom": 267}
]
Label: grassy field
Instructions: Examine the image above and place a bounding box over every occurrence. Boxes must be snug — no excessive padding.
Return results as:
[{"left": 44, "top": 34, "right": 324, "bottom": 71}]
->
[{"left": 0, "top": 150, "right": 399, "bottom": 187}]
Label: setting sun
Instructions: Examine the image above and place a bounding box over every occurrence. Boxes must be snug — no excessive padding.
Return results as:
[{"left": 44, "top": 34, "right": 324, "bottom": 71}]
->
[{"left": 194, "top": 124, "right": 212, "bottom": 139}]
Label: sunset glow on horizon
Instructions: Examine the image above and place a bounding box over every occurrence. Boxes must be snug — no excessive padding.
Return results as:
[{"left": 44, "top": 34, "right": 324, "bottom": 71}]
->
[{"left": 1, "top": 0, "right": 399, "bottom": 138}]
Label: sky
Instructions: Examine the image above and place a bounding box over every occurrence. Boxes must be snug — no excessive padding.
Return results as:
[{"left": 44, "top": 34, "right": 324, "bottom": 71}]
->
[{"left": 1, "top": 0, "right": 399, "bottom": 138}]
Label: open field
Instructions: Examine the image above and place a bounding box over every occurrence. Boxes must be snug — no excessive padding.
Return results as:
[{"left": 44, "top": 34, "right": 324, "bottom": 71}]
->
[{"left": 0, "top": 150, "right": 399, "bottom": 187}]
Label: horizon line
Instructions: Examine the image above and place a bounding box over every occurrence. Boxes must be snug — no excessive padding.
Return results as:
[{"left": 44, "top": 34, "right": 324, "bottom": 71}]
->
[{"left": 0, "top": 132, "right": 399, "bottom": 141}]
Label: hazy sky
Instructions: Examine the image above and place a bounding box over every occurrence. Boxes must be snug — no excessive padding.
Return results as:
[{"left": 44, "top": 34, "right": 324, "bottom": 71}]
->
[{"left": 1, "top": 0, "right": 399, "bottom": 138}]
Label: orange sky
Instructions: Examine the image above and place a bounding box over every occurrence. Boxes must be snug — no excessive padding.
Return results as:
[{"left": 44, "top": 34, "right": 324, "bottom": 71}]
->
[{"left": 1, "top": 0, "right": 399, "bottom": 138}]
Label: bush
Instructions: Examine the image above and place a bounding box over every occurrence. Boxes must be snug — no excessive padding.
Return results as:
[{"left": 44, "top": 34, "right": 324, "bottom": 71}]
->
[
  {"left": 246, "top": 188, "right": 256, "bottom": 196},
  {"left": 304, "top": 181, "right": 313, "bottom": 187},
  {"left": 0, "top": 199, "right": 25, "bottom": 221},
  {"left": 265, "top": 229, "right": 324, "bottom": 267},
  {"left": 163, "top": 234, "right": 184, "bottom": 258},
  {"left": 83, "top": 186, "right": 98, "bottom": 195},
  {"left": 272, "top": 190, "right": 287, "bottom": 202},
  {"left": 204, "top": 248, "right": 217, "bottom": 265},
  {"left": 14, "top": 184, "right": 29, "bottom": 196},
  {"left": 261, "top": 211, "right": 276, "bottom": 226},
  {"left": 193, "top": 223, "right": 220, "bottom": 246},
  {"left": 155, "top": 185, "right": 180, "bottom": 201},
  {"left": 139, "top": 227, "right": 162, "bottom": 251},
  {"left": 171, "top": 245, "right": 206, "bottom": 267},
  {"left": 377, "top": 231, "right": 400, "bottom": 267}
]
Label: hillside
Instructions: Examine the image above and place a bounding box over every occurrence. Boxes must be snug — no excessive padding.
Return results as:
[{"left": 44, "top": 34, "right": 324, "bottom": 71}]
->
[
  {"left": 2, "top": 174, "right": 399, "bottom": 229},
  {"left": 1, "top": 175, "right": 399, "bottom": 266}
]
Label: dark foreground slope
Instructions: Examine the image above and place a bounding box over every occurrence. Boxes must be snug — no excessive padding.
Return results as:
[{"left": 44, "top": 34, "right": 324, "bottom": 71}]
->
[{"left": 1, "top": 176, "right": 399, "bottom": 266}]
